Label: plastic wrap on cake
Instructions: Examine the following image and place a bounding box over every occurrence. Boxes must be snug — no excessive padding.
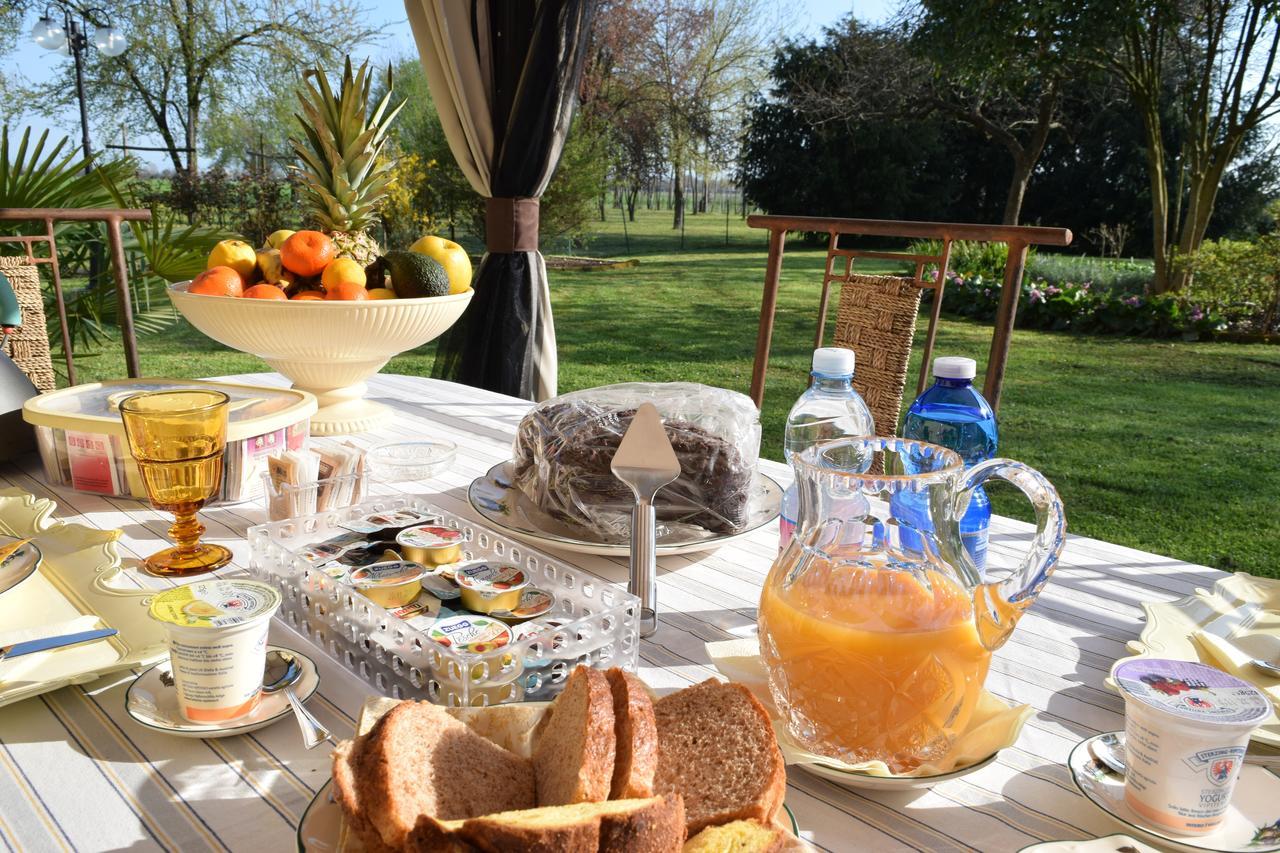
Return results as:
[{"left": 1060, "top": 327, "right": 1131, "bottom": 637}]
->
[
  {"left": 510, "top": 382, "right": 761, "bottom": 542},
  {"left": 247, "top": 496, "right": 640, "bottom": 706}
]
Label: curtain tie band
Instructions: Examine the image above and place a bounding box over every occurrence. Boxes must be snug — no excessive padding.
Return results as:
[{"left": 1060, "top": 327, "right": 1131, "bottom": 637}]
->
[{"left": 485, "top": 197, "right": 540, "bottom": 253}]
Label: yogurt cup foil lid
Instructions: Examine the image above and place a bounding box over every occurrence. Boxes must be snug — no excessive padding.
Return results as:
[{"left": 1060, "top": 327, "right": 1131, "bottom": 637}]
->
[
  {"left": 149, "top": 579, "right": 280, "bottom": 629},
  {"left": 456, "top": 563, "right": 527, "bottom": 593},
  {"left": 1114, "top": 658, "right": 1271, "bottom": 727}
]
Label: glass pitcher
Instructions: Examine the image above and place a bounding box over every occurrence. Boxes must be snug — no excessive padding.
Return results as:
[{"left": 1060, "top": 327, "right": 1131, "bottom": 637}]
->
[{"left": 758, "top": 436, "right": 1065, "bottom": 772}]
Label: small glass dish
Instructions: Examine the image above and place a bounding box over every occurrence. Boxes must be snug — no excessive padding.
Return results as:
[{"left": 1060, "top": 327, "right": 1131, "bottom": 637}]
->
[{"left": 366, "top": 439, "right": 456, "bottom": 482}]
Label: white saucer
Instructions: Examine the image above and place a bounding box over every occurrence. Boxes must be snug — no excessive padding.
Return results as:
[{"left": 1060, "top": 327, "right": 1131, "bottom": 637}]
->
[
  {"left": 1068, "top": 732, "right": 1280, "bottom": 853},
  {"left": 1018, "top": 834, "right": 1160, "bottom": 852},
  {"left": 798, "top": 750, "right": 1000, "bottom": 790},
  {"left": 126, "top": 645, "right": 320, "bottom": 738},
  {"left": 296, "top": 779, "right": 801, "bottom": 852}
]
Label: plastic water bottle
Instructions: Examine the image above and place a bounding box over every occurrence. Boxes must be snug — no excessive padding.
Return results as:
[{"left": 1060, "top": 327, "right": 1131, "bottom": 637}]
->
[
  {"left": 892, "top": 356, "right": 998, "bottom": 571},
  {"left": 779, "top": 347, "right": 874, "bottom": 551}
]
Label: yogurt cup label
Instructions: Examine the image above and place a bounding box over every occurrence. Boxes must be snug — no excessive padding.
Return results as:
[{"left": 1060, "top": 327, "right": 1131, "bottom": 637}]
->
[
  {"left": 397, "top": 525, "right": 462, "bottom": 549},
  {"left": 426, "top": 615, "right": 511, "bottom": 654},
  {"left": 456, "top": 563, "right": 527, "bottom": 592},
  {"left": 1114, "top": 658, "right": 1271, "bottom": 726},
  {"left": 149, "top": 580, "right": 280, "bottom": 629}
]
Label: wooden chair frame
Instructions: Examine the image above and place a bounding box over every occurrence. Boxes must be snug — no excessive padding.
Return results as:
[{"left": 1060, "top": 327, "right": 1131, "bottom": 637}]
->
[
  {"left": 747, "top": 215, "right": 1072, "bottom": 414},
  {"left": 0, "top": 207, "right": 152, "bottom": 384}
]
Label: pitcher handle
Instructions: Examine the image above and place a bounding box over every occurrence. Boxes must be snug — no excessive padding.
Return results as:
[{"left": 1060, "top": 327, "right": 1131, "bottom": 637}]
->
[{"left": 951, "top": 459, "right": 1066, "bottom": 651}]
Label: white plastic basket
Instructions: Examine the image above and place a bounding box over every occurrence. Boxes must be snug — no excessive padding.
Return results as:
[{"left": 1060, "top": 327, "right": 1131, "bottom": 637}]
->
[{"left": 248, "top": 495, "right": 641, "bottom": 706}]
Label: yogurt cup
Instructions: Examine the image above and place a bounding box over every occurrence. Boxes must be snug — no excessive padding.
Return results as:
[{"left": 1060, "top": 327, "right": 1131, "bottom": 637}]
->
[
  {"left": 455, "top": 563, "right": 529, "bottom": 614},
  {"left": 148, "top": 579, "right": 281, "bottom": 723},
  {"left": 426, "top": 614, "right": 512, "bottom": 655},
  {"left": 347, "top": 560, "right": 429, "bottom": 608},
  {"left": 1113, "top": 658, "right": 1271, "bottom": 835},
  {"left": 396, "top": 525, "right": 464, "bottom": 566}
]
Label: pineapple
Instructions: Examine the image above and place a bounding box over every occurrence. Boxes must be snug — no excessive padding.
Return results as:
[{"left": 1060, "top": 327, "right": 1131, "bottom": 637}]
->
[{"left": 291, "top": 57, "right": 406, "bottom": 266}]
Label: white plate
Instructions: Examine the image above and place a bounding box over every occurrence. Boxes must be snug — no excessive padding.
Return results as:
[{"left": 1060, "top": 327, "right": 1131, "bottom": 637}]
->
[
  {"left": 468, "top": 461, "right": 782, "bottom": 557},
  {"left": 798, "top": 750, "right": 1000, "bottom": 790},
  {"left": 1018, "top": 834, "right": 1161, "bottom": 852},
  {"left": 125, "top": 645, "right": 320, "bottom": 738},
  {"left": 1068, "top": 732, "right": 1280, "bottom": 853},
  {"left": 0, "top": 535, "right": 40, "bottom": 597},
  {"left": 296, "top": 779, "right": 801, "bottom": 852}
]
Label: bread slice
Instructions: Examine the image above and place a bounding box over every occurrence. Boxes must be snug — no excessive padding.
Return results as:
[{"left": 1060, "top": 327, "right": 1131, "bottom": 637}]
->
[
  {"left": 331, "top": 734, "right": 397, "bottom": 853},
  {"left": 406, "top": 795, "right": 686, "bottom": 853},
  {"left": 606, "top": 668, "right": 658, "bottom": 799},
  {"left": 653, "top": 680, "right": 787, "bottom": 835},
  {"left": 682, "top": 819, "right": 805, "bottom": 852},
  {"left": 358, "top": 700, "right": 536, "bottom": 848},
  {"left": 532, "top": 665, "right": 617, "bottom": 805}
]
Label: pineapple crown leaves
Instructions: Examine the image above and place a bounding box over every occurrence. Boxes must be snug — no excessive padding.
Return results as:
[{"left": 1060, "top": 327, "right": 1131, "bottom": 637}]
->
[{"left": 289, "top": 57, "right": 407, "bottom": 232}]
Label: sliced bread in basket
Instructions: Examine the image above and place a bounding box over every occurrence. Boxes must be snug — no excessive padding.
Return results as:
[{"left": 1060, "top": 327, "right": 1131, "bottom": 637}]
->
[
  {"left": 532, "top": 665, "right": 617, "bottom": 805},
  {"left": 606, "top": 668, "right": 659, "bottom": 799},
  {"left": 653, "top": 679, "right": 787, "bottom": 835},
  {"left": 406, "top": 794, "right": 686, "bottom": 853}
]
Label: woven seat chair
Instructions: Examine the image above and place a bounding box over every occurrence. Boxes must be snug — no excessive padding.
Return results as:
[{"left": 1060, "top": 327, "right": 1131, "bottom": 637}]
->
[
  {"left": 833, "top": 273, "right": 924, "bottom": 436},
  {"left": 0, "top": 256, "right": 55, "bottom": 392}
]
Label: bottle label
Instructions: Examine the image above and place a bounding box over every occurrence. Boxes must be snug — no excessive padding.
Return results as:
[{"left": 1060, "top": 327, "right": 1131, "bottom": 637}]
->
[{"left": 962, "top": 528, "right": 988, "bottom": 574}]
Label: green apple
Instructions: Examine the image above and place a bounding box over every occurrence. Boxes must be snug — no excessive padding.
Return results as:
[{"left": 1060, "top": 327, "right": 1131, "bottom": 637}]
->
[
  {"left": 265, "top": 229, "right": 296, "bottom": 250},
  {"left": 409, "top": 235, "right": 472, "bottom": 294}
]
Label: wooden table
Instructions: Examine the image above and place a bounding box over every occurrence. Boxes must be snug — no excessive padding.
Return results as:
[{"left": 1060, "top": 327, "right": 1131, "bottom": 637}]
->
[{"left": 0, "top": 373, "right": 1233, "bottom": 852}]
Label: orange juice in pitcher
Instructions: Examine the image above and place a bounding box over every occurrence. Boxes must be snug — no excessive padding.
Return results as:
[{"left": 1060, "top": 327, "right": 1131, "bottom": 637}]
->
[{"left": 758, "top": 437, "right": 1065, "bottom": 771}]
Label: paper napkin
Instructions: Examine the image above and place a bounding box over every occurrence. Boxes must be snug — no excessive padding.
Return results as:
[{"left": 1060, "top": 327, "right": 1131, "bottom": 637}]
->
[
  {"left": 1193, "top": 604, "right": 1280, "bottom": 714},
  {"left": 0, "top": 614, "right": 104, "bottom": 650},
  {"left": 707, "top": 637, "right": 1034, "bottom": 778}
]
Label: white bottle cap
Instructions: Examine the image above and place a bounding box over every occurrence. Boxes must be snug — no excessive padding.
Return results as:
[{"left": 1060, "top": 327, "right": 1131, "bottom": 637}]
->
[
  {"left": 933, "top": 356, "right": 977, "bottom": 379},
  {"left": 812, "top": 347, "right": 855, "bottom": 376}
]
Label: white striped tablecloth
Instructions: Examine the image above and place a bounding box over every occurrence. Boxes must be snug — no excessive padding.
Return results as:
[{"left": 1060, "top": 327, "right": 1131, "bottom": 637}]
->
[{"left": 0, "top": 373, "right": 1232, "bottom": 852}]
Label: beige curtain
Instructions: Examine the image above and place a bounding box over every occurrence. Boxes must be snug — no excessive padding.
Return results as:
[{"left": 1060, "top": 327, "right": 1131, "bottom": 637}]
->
[{"left": 405, "top": 0, "right": 561, "bottom": 400}]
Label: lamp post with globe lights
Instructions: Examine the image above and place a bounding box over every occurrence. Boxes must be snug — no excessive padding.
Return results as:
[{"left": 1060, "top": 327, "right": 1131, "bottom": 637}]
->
[{"left": 30, "top": 4, "right": 127, "bottom": 176}]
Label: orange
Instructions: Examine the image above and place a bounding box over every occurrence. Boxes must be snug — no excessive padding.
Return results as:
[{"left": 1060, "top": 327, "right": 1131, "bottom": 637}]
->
[
  {"left": 324, "top": 281, "right": 369, "bottom": 301},
  {"left": 188, "top": 266, "right": 245, "bottom": 297},
  {"left": 243, "top": 283, "right": 287, "bottom": 300},
  {"left": 280, "top": 230, "right": 336, "bottom": 276},
  {"left": 291, "top": 291, "right": 325, "bottom": 301}
]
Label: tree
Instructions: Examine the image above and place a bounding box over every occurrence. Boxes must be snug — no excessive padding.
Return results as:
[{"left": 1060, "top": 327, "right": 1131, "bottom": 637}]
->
[
  {"left": 1090, "top": 0, "right": 1280, "bottom": 292},
  {"left": 25, "top": 0, "right": 379, "bottom": 176}
]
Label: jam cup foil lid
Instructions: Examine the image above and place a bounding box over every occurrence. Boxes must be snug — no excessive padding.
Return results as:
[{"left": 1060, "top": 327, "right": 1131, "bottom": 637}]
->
[
  {"left": 419, "top": 572, "right": 462, "bottom": 600},
  {"left": 348, "top": 560, "right": 427, "bottom": 588},
  {"left": 491, "top": 588, "right": 555, "bottom": 621},
  {"left": 456, "top": 563, "right": 528, "bottom": 594},
  {"left": 1114, "top": 658, "right": 1271, "bottom": 727},
  {"left": 396, "top": 525, "right": 463, "bottom": 549},
  {"left": 149, "top": 579, "right": 281, "bottom": 629},
  {"left": 426, "top": 615, "right": 512, "bottom": 654}
]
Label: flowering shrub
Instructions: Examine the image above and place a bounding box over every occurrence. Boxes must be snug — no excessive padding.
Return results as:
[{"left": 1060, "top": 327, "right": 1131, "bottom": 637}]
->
[{"left": 929, "top": 271, "right": 1226, "bottom": 338}]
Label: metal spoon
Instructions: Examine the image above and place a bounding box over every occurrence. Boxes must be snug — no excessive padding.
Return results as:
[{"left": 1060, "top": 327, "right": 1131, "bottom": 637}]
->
[
  {"left": 1251, "top": 658, "right": 1280, "bottom": 678},
  {"left": 1091, "top": 731, "right": 1280, "bottom": 775},
  {"left": 263, "top": 650, "right": 332, "bottom": 749}
]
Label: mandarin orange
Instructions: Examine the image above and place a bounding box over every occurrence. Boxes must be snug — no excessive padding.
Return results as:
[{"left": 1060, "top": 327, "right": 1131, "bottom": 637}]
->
[
  {"left": 324, "top": 281, "right": 369, "bottom": 301},
  {"left": 291, "top": 291, "right": 325, "bottom": 301},
  {"left": 280, "top": 230, "right": 336, "bottom": 276},
  {"left": 243, "top": 283, "right": 287, "bottom": 300},
  {"left": 189, "top": 266, "right": 245, "bottom": 297}
]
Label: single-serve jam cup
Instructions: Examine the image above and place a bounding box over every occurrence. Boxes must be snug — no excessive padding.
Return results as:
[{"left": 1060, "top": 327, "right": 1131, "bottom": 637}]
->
[
  {"left": 490, "top": 588, "right": 555, "bottom": 622},
  {"left": 426, "top": 614, "right": 512, "bottom": 655},
  {"left": 1113, "top": 658, "right": 1271, "bottom": 835},
  {"left": 347, "top": 560, "right": 429, "bottom": 608},
  {"left": 455, "top": 563, "right": 529, "bottom": 613},
  {"left": 396, "top": 524, "right": 464, "bottom": 566},
  {"left": 148, "top": 579, "right": 281, "bottom": 724}
]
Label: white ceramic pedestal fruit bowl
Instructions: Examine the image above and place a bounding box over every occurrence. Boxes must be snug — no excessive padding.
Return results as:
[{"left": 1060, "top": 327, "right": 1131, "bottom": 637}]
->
[{"left": 168, "top": 283, "right": 472, "bottom": 435}]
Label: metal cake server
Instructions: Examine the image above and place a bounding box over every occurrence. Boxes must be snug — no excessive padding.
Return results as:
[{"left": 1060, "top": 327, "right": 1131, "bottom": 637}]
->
[{"left": 612, "top": 402, "right": 680, "bottom": 638}]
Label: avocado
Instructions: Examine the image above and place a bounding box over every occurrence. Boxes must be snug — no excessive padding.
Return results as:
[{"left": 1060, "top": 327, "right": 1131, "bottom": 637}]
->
[{"left": 376, "top": 251, "right": 450, "bottom": 298}]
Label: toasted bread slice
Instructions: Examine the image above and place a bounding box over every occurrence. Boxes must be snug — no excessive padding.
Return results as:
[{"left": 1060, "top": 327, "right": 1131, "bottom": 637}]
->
[
  {"left": 358, "top": 700, "right": 536, "bottom": 849},
  {"left": 654, "top": 680, "right": 787, "bottom": 835},
  {"left": 606, "top": 668, "right": 658, "bottom": 799},
  {"left": 406, "top": 795, "right": 686, "bottom": 853},
  {"left": 533, "top": 665, "right": 616, "bottom": 805},
  {"left": 682, "top": 819, "right": 806, "bottom": 852}
]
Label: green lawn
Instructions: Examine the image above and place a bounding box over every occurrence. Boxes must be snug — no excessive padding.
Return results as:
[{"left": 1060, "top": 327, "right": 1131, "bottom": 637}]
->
[{"left": 68, "top": 207, "right": 1280, "bottom": 577}]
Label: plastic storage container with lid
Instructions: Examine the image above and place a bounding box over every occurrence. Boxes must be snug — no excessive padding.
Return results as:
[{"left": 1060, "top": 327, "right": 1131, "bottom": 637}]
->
[{"left": 23, "top": 378, "right": 316, "bottom": 502}]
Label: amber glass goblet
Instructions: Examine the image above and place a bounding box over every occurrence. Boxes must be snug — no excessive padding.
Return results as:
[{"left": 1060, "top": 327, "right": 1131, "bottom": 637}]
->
[{"left": 119, "top": 390, "right": 232, "bottom": 576}]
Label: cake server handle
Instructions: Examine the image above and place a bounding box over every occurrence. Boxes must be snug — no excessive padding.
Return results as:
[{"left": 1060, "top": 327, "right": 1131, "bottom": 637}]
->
[{"left": 629, "top": 497, "right": 658, "bottom": 638}]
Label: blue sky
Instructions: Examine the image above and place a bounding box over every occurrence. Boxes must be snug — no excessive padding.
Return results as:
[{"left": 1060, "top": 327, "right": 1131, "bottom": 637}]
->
[{"left": 3, "top": 0, "right": 892, "bottom": 167}]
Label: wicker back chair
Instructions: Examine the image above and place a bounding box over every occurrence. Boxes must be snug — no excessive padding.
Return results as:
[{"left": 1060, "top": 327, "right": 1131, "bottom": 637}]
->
[
  {"left": 0, "top": 256, "right": 55, "bottom": 392},
  {"left": 833, "top": 273, "right": 923, "bottom": 435}
]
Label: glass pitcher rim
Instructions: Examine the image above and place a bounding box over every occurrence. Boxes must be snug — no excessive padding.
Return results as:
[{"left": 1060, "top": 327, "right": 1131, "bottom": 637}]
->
[{"left": 792, "top": 435, "right": 965, "bottom": 482}]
